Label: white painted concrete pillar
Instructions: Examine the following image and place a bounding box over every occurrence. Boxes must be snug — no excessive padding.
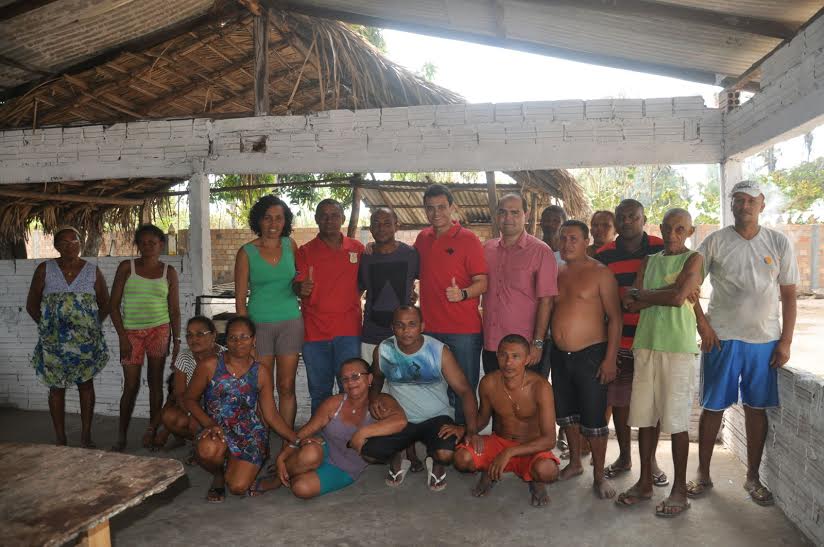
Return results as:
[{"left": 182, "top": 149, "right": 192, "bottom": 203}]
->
[
  {"left": 188, "top": 172, "right": 212, "bottom": 297},
  {"left": 719, "top": 158, "right": 742, "bottom": 227}
]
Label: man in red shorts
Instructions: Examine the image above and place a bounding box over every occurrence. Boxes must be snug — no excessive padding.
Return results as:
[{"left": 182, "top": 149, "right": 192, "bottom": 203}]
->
[
  {"left": 595, "top": 199, "right": 667, "bottom": 485},
  {"left": 454, "top": 334, "right": 559, "bottom": 507}
]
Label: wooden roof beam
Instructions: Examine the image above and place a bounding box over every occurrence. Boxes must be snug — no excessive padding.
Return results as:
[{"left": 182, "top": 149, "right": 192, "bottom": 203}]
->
[
  {"left": 0, "top": 0, "right": 60, "bottom": 22},
  {"left": 0, "top": 189, "right": 144, "bottom": 206}
]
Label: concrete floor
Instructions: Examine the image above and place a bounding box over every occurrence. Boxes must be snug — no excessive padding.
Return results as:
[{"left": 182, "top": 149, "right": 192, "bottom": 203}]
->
[{"left": 0, "top": 408, "right": 810, "bottom": 547}]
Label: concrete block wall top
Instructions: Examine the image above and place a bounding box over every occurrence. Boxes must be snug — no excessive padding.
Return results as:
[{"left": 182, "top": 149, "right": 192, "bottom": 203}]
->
[{"left": 0, "top": 97, "right": 722, "bottom": 182}]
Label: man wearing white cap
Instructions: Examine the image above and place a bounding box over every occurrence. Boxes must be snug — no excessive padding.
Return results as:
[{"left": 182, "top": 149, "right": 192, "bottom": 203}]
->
[{"left": 687, "top": 180, "right": 798, "bottom": 507}]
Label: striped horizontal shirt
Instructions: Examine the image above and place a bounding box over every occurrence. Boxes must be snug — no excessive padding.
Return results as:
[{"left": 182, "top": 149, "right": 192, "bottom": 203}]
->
[
  {"left": 595, "top": 233, "right": 664, "bottom": 350},
  {"left": 122, "top": 260, "right": 170, "bottom": 330}
]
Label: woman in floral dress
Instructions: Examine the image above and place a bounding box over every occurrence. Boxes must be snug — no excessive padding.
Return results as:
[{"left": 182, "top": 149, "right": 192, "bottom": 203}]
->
[
  {"left": 26, "top": 226, "right": 110, "bottom": 448},
  {"left": 185, "top": 316, "right": 299, "bottom": 502}
]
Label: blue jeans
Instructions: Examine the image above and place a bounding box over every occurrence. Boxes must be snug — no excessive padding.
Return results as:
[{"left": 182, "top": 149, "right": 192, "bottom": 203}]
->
[
  {"left": 427, "top": 332, "right": 482, "bottom": 425},
  {"left": 302, "top": 336, "right": 361, "bottom": 414}
]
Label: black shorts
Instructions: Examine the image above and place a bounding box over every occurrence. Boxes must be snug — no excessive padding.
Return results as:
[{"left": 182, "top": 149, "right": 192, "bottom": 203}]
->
[
  {"left": 550, "top": 342, "right": 609, "bottom": 437},
  {"left": 361, "top": 415, "right": 457, "bottom": 464}
]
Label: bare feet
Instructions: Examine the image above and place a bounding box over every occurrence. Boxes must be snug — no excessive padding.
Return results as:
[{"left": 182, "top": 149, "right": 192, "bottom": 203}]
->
[
  {"left": 604, "top": 458, "right": 632, "bottom": 479},
  {"left": 594, "top": 478, "right": 617, "bottom": 499},
  {"left": 615, "top": 484, "right": 652, "bottom": 507},
  {"left": 110, "top": 439, "right": 127, "bottom": 452},
  {"left": 471, "top": 472, "right": 496, "bottom": 497},
  {"left": 559, "top": 462, "right": 584, "bottom": 481},
  {"left": 207, "top": 475, "right": 225, "bottom": 503},
  {"left": 529, "top": 482, "right": 550, "bottom": 507},
  {"left": 248, "top": 476, "right": 281, "bottom": 497},
  {"left": 142, "top": 426, "right": 156, "bottom": 449}
]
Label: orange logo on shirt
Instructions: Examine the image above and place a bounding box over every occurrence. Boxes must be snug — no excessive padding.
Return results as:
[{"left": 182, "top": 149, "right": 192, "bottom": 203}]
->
[{"left": 764, "top": 256, "right": 773, "bottom": 265}]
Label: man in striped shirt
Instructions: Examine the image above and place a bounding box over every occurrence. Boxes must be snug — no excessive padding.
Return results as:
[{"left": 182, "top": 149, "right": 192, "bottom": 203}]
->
[{"left": 595, "top": 199, "right": 667, "bottom": 485}]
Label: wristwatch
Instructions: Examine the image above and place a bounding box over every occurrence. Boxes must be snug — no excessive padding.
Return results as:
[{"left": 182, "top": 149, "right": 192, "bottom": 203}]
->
[
  {"left": 628, "top": 287, "right": 641, "bottom": 300},
  {"left": 461, "top": 289, "right": 469, "bottom": 301},
  {"left": 533, "top": 339, "right": 544, "bottom": 349}
]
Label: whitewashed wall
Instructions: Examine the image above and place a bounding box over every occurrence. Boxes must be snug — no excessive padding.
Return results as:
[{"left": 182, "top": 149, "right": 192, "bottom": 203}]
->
[
  {"left": 725, "top": 14, "right": 824, "bottom": 158},
  {"left": 0, "top": 97, "right": 723, "bottom": 184},
  {"left": 0, "top": 255, "right": 194, "bottom": 418},
  {"left": 722, "top": 367, "right": 824, "bottom": 545}
]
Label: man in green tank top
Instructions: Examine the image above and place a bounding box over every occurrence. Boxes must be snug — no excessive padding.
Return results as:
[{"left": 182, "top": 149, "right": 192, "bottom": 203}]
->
[{"left": 615, "top": 209, "right": 703, "bottom": 518}]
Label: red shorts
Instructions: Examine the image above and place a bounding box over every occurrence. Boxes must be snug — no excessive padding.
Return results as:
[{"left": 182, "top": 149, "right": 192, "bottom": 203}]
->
[
  {"left": 457, "top": 433, "right": 560, "bottom": 482},
  {"left": 123, "top": 324, "right": 170, "bottom": 365}
]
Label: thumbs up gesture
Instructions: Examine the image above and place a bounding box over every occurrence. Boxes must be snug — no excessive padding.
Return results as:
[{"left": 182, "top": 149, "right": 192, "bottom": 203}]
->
[
  {"left": 446, "top": 276, "right": 464, "bottom": 303},
  {"left": 299, "top": 266, "right": 315, "bottom": 297}
]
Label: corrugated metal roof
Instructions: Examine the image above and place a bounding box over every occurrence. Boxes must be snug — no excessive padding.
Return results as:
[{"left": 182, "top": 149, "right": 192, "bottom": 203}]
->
[{"left": 283, "top": 0, "right": 824, "bottom": 84}]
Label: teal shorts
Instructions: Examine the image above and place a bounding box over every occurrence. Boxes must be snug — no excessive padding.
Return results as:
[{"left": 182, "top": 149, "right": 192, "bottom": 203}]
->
[{"left": 316, "top": 443, "right": 355, "bottom": 496}]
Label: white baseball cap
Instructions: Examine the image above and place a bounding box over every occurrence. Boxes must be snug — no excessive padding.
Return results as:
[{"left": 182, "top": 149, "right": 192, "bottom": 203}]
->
[{"left": 729, "top": 180, "right": 763, "bottom": 198}]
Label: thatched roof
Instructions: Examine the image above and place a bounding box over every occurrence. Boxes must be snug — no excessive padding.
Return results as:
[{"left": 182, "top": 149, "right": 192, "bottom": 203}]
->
[{"left": 0, "top": 1, "right": 588, "bottom": 246}]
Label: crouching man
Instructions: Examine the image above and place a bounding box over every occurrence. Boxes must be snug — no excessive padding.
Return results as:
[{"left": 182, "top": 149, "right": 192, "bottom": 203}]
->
[{"left": 454, "top": 334, "right": 560, "bottom": 507}]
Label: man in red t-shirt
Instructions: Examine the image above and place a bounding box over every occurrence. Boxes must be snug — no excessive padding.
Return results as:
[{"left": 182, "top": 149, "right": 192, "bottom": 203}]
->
[
  {"left": 293, "top": 199, "right": 364, "bottom": 413},
  {"left": 595, "top": 199, "right": 666, "bottom": 485},
  {"left": 414, "top": 184, "right": 488, "bottom": 425}
]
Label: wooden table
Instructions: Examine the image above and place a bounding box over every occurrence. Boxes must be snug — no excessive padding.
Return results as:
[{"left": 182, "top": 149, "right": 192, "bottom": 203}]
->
[{"left": 0, "top": 442, "right": 184, "bottom": 547}]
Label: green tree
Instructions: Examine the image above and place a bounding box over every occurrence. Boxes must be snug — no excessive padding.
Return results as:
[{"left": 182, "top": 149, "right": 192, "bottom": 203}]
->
[
  {"left": 350, "top": 25, "right": 386, "bottom": 52},
  {"left": 695, "top": 166, "right": 721, "bottom": 225},
  {"left": 574, "top": 165, "right": 690, "bottom": 223},
  {"left": 761, "top": 157, "right": 824, "bottom": 222},
  {"left": 418, "top": 62, "right": 437, "bottom": 82}
]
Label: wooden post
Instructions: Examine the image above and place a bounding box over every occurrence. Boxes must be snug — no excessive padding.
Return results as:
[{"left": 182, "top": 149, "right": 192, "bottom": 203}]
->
[
  {"left": 139, "top": 200, "right": 151, "bottom": 225},
  {"left": 253, "top": 11, "right": 270, "bottom": 116},
  {"left": 347, "top": 174, "right": 362, "bottom": 239},
  {"left": 81, "top": 520, "right": 110, "bottom": 547},
  {"left": 485, "top": 171, "right": 499, "bottom": 238},
  {"left": 529, "top": 192, "right": 539, "bottom": 235}
]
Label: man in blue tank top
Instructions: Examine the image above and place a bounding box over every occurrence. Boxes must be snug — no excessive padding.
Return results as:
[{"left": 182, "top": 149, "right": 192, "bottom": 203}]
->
[{"left": 361, "top": 306, "right": 480, "bottom": 492}]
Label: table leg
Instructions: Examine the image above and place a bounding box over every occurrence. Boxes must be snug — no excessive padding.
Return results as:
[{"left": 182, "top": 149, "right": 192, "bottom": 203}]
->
[{"left": 81, "top": 519, "right": 110, "bottom": 547}]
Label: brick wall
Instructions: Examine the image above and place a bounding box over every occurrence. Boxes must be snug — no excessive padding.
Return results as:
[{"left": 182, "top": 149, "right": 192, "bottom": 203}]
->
[
  {"left": 27, "top": 223, "right": 823, "bottom": 290},
  {"left": 722, "top": 367, "right": 824, "bottom": 545},
  {"left": 0, "top": 255, "right": 195, "bottom": 418}
]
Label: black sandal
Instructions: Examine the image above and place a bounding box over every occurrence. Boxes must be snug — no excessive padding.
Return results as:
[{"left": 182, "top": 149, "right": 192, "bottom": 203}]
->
[{"left": 206, "top": 486, "right": 225, "bottom": 503}]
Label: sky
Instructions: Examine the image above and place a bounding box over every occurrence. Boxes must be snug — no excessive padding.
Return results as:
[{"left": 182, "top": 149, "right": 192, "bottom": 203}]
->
[{"left": 212, "top": 29, "right": 824, "bottom": 227}]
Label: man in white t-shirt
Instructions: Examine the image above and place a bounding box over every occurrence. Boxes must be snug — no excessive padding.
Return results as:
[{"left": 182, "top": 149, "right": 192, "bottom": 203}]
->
[{"left": 687, "top": 180, "right": 798, "bottom": 507}]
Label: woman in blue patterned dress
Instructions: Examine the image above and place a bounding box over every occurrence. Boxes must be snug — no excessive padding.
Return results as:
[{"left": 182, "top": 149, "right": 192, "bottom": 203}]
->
[
  {"left": 184, "top": 316, "right": 299, "bottom": 502},
  {"left": 26, "top": 226, "right": 110, "bottom": 448}
]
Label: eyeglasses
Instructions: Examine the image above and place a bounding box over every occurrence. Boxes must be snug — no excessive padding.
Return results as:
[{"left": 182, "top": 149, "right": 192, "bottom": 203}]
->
[
  {"left": 227, "top": 334, "right": 253, "bottom": 342},
  {"left": 340, "top": 372, "right": 369, "bottom": 383},
  {"left": 185, "top": 330, "right": 214, "bottom": 339}
]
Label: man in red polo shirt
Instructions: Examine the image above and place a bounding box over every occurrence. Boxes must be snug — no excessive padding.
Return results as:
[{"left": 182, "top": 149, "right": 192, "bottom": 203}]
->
[
  {"left": 293, "top": 199, "right": 364, "bottom": 414},
  {"left": 595, "top": 199, "right": 667, "bottom": 485},
  {"left": 415, "top": 184, "right": 488, "bottom": 425}
]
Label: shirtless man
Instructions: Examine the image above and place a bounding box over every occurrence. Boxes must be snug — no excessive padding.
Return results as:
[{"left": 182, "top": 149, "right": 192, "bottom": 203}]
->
[
  {"left": 550, "top": 220, "right": 622, "bottom": 499},
  {"left": 454, "top": 334, "right": 560, "bottom": 507}
]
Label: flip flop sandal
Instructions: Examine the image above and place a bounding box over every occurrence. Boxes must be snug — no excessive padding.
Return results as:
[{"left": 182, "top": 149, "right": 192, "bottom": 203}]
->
[
  {"left": 655, "top": 499, "right": 691, "bottom": 518},
  {"left": 247, "top": 477, "right": 278, "bottom": 497},
  {"left": 653, "top": 471, "right": 670, "bottom": 487},
  {"left": 745, "top": 483, "right": 775, "bottom": 506},
  {"left": 206, "top": 487, "right": 225, "bottom": 503},
  {"left": 604, "top": 464, "right": 631, "bottom": 479},
  {"left": 686, "top": 479, "right": 714, "bottom": 498},
  {"left": 614, "top": 490, "right": 652, "bottom": 508},
  {"left": 425, "top": 456, "right": 447, "bottom": 492},
  {"left": 385, "top": 459, "right": 411, "bottom": 487}
]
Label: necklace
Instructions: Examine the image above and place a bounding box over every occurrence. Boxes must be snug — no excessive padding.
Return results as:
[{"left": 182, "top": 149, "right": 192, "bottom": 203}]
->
[{"left": 502, "top": 374, "right": 526, "bottom": 411}]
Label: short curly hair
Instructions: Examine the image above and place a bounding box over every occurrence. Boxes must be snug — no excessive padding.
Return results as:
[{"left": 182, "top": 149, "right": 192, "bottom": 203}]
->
[{"left": 248, "top": 195, "right": 294, "bottom": 237}]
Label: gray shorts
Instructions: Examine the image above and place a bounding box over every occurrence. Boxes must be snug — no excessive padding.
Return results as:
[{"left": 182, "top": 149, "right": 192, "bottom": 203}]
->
[{"left": 255, "top": 316, "right": 304, "bottom": 357}]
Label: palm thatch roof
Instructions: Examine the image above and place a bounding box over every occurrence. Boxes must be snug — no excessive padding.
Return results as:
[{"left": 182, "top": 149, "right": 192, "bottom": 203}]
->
[{"left": 0, "top": 1, "right": 587, "bottom": 248}]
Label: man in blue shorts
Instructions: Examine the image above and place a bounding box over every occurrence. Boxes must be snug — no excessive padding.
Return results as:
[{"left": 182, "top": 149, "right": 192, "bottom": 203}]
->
[{"left": 688, "top": 180, "right": 798, "bottom": 507}]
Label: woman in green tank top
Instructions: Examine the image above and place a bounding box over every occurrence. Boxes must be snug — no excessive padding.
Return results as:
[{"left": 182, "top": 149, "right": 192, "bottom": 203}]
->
[
  {"left": 235, "top": 195, "right": 303, "bottom": 428},
  {"left": 110, "top": 224, "right": 181, "bottom": 451}
]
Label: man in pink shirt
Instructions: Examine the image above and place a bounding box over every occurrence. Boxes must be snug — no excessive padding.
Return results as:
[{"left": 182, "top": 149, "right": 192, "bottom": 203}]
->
[{"left": 482, "top": 194, "right": 558, "bottom": 377}]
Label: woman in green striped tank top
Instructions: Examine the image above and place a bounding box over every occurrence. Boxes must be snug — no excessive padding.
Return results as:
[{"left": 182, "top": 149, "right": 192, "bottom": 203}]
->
[
  {"left": 110, "top": 224, "right": 181, "bottom": 452},
  {"left": 235, "top": 195, "right": 303, "bottom": 429}
]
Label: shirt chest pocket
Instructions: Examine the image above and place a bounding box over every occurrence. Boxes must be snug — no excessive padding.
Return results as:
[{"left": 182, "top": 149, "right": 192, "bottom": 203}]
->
[{"left": 508, "top": 266, "right": 534, "bottom": 293}]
